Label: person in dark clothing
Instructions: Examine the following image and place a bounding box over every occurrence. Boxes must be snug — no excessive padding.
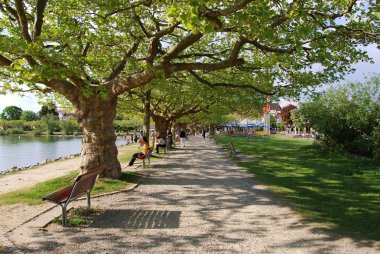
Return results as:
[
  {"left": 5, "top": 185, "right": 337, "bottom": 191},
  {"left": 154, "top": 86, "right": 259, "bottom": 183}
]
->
[
  {"left": 167, "top": 131, "right": 173, "bottom": 149},
  {"left": 180, "top": 129, "right": 186, "bottom": 147}
]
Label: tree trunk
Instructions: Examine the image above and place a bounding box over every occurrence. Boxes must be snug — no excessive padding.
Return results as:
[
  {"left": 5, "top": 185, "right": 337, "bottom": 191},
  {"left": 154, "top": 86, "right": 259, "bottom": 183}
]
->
[
  {"left": 153, "top": 116, "right": 170, "bottom": 139},
  {"left": 76, "top": 97, "right": 121, "bottom": 178},
  {"left": 209, "top": 124, "right": 216, "bottom": 135},
  {"left": 142, "top": 90, "right": 151, "bottom": 138}
]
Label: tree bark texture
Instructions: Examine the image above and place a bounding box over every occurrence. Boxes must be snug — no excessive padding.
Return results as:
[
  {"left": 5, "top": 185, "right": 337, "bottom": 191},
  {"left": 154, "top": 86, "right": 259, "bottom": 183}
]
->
[
  {"left": 142, "top": 90, "right": 151, "bottom": 139},
  {"left": 153, "top": 115, "right": 170, "bottom": 139},
  {"left": 76, "top": 97, "right": 121, "bottom": 178}
]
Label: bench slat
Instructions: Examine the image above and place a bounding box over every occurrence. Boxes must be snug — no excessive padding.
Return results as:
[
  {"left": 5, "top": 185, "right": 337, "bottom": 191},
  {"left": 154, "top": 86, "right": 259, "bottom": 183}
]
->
[{"left": 42, "top": 186, "right": 73, "bottom": 203}]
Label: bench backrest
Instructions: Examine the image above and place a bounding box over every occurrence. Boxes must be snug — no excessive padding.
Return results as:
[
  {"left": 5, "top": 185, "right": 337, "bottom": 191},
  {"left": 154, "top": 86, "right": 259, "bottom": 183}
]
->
[
  {"left": 69, "top": 168, "right": 99, "bottom": 201},
  {"left": 145, "top": 147, "right": 153, "bottom": 159}
]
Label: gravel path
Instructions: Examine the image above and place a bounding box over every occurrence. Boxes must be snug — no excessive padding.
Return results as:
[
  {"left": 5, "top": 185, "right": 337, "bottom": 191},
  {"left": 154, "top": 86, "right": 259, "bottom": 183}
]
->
[{"left": 4, "top": 136, "right": 380, "bottom": 253}]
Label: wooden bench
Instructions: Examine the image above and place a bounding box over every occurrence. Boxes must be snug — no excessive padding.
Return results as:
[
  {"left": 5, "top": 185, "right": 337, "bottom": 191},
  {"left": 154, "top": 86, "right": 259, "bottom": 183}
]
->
[
  {"left": 42, "top": 168, "right": 99, "bottom": 226},
  {"left": 142, "top": 148, "right": 153, "bottom": 168},
  {"left": 228, "top": 142, "right": 238, "bottom": 159}
]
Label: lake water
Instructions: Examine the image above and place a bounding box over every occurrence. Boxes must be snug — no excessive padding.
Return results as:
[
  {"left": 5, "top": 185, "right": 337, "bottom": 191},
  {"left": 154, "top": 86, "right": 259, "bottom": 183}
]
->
[{"left": 0, "top": 135, "right": 127, "bottom": 172}]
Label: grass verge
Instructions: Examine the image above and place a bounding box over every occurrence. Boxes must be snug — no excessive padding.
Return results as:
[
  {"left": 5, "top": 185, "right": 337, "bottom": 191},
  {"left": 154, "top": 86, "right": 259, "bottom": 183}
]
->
[
  {"left": 215, "top": 134, "right": 380, "bottom": 241},
  {"left": 0, "top": 171, "right": 141, "bottom": 206}
]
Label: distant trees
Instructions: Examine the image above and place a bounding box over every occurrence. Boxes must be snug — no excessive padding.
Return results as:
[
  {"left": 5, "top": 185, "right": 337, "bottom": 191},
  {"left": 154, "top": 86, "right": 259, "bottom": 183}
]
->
[
  {"left": 0, "top": 106, "right": 23, "bottom": 120},
  {"left": 20, "top": 110, "right": 37, "bottom": 121},
  {"left": 39, "top": 105, "right": 58, "bottom": 117},
  {"left": 281, "top": 104, "right": 297, "bottom": 126}
]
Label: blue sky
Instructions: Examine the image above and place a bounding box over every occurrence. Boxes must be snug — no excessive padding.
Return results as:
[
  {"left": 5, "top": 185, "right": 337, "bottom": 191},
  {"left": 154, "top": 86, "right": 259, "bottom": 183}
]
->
[{"left": 1, "top": 44, "right": 379, "bottom": 112}]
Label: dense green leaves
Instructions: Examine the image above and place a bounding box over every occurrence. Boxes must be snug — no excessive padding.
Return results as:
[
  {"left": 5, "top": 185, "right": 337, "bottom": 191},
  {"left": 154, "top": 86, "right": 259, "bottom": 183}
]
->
[
  {"left": 0, "top": 106, "right": 23, "bottom": 120},
  {"left": 294, "top": 75, "right": 380, "bottom": 157}
]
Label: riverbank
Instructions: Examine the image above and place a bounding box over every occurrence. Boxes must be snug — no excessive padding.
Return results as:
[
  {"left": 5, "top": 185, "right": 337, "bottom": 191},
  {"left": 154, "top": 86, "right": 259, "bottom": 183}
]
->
[
  {"left": 0, "top": 135, "right": 130, "bottom": 174},
  {"left": 0, "top": 143, "right": 138, "bottom": 195}
]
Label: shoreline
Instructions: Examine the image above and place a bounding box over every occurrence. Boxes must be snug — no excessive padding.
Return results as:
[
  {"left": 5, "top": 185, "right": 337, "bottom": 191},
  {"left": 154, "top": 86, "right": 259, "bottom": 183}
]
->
[{"left": 0, "top": 139, "right": 131, "bottom": 175}]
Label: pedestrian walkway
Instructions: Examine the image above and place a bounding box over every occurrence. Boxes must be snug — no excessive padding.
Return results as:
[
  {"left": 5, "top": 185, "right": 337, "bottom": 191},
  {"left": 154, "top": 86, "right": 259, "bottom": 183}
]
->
[{"left": 4, "top": 136, "right": 380, "bottom": 253}]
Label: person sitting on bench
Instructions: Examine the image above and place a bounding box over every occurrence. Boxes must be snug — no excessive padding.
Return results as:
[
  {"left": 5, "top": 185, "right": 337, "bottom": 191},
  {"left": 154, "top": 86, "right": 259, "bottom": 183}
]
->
[
  {"left": 127, "top": 136, "right": 149, "bottom": 166},
  {"left": 155, "top": 134, "right": 167, "bottom": 153}
]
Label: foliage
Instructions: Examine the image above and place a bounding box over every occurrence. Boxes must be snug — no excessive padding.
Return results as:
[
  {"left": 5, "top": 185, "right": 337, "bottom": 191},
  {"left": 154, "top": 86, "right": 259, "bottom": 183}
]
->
[
  {"left": 114, "top": 113, "right": 143, "bottom": 132},
  {"left": 20, "top": 110, "right": 37, "bottom": 121},
  {"left": 59, "top": 117, "right": 80, "bottom": 135},
  {"left": 270, "top": 115, "right": 276, "bottom": 128},
  {"left": 280, "top": 104, "right": 297, "bottom": 126},
  {"left": 39, "top": 105, "right": 58, "bottom": 118},
  {"left": 0, "top": 106, "right": 23, "bottom": 120},
  {"left": 40, "top": 114, "right": 60, "bottom": 135},
  {"left": 215, "top": 135, "right": 380, "bottom": 240},
  {"left": 296, "top": 75, "right": 380, "bottom": 157},
  {"left": 5, "top": 127, "right": 24, "bottom": 135}
]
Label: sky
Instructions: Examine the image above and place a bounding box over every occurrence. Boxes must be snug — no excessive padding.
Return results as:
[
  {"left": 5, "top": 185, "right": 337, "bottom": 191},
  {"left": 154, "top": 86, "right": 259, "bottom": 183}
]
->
[{"left": 0, "top": 44, "right": 379, "bottom": 112}]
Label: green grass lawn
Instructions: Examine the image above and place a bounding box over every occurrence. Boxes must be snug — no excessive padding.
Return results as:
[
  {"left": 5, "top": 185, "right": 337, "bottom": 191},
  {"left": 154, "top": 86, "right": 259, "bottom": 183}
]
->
[{"left": 215, "top": 134, "right": 380, "bottom": 241}]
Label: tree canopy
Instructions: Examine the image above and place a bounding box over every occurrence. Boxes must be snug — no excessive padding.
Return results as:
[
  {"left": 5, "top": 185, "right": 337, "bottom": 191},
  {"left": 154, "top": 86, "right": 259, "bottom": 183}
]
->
[
  {"left": 0, "top": 105, "right": 23, "bottom": 120},
  {"left": 1, "top": 0, "right": 379, "bottom": 97}
]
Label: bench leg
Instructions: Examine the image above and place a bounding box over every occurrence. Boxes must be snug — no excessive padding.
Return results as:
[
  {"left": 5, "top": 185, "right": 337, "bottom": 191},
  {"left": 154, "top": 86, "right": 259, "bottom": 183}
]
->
[
  {"left": 86, "top": 192, "right": 91, "bottom": 208},
  {"left": 61, "top": 204, "right": 68, "bottom": 227}
]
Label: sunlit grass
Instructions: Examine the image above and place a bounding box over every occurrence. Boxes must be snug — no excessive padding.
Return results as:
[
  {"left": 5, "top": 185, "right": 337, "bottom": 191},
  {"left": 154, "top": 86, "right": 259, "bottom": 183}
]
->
[
  {"left": 0, "top": 171, "right": 141, "bottom": 206},
  {"left": 215, "top": 134, "right": 380, "bottom": 240},
  {"left": 0, "top": 144, "right": 147, "bottom": 206}
]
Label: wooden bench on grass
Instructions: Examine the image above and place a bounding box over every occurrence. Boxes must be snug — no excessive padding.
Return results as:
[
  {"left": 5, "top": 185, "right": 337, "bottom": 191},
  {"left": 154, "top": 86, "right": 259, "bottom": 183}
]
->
[
  {"left": 142, "top": 148, "right": 153, "bottom": 168},
  {"left": 42, "top": 168, "right": 99, "bottom": 226},
  {"left": 228, "top": 142, "right": 239, "bottom": 159}
]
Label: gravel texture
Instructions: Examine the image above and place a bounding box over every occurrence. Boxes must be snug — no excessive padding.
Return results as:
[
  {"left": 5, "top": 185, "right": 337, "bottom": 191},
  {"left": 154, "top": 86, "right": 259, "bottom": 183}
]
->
[{"left": 2, "top": 136, "right": 380, "bottom": 253}]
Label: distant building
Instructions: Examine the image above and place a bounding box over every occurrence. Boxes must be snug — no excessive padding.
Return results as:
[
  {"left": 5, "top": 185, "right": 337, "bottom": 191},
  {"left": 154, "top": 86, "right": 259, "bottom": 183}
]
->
[
  {"left": 269, "top": 103, "right": 282, "bottom": 123},
  {"left": 57, "top": 109, "right": 76, "bottom": 120}
]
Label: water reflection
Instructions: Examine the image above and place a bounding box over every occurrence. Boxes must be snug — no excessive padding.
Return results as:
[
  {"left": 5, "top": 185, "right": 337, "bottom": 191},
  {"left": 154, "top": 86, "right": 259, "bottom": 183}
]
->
[{"left": 0, "top": 135, "right": 127, "bottom": 172}]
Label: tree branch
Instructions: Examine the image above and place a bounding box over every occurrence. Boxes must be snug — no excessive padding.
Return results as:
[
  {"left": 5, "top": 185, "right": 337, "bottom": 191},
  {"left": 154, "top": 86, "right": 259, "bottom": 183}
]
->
[
  {"left": 32, "top": 0, "right": 48, "bottom": 41},
  {"left": 0, "top": 55, "right": 13, "bottom": 66},
  {"left": 245, "top": 38, "right": 295, "bottom": 54},
  {"left": 306, "top": 0, "right": 357, "bottom": 20},
  {"left": 170, "top": 37, "right": 244, "bottom": 73},
  {"left": 15, "top": 0, "right": 32, "bottom": 42},
  {"left": 189, "top": 70, "right": 275, "bottom": 96},
  {"left": 163, "top": 32, "right": 204, "bottom": 62},
  {"left": 105, "top": 42, "right": 139, "bottom": 82}
]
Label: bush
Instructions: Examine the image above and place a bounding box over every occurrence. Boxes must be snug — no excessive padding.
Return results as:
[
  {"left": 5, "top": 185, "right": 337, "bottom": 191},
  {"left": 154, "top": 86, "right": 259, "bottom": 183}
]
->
[
  {"left": 374, "top": 126, "right": 380, "bottom": 162},
  {"left": 59, "top": 117, "right": 79, "bottom": 135},
  {"left": 32, "top": 128, "right": 43, "bottom": 136},
  {"left": 40, "top": 114, "right": 60, "bottom": 135},
  {"left": 0, "top": 129, "right": 5, "bottom": 135},
  {"left": 5, "top": 128, "right": 25, "bottom": 135},
  {"left": 297, "top": 76, "right": 380, "bottom": 158}
]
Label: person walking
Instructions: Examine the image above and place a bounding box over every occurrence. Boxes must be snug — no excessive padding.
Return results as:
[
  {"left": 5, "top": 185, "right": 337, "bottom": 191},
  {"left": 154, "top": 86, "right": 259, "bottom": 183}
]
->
[
  {"left": 180, "top": 129, "right": 186, "bottom": 147},
  {"left": 201, "top": 128, "right": 206, "bottom": 140}
]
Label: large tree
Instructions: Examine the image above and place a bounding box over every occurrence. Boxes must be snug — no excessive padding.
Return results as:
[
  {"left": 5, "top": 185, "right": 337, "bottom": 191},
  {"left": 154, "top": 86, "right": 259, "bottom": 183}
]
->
[
  {"left": 0, "top": 105, "right": 23, "bottom": 120},
  {"left": 0, "top": 0, "right": 379, "bottom": 178}
]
